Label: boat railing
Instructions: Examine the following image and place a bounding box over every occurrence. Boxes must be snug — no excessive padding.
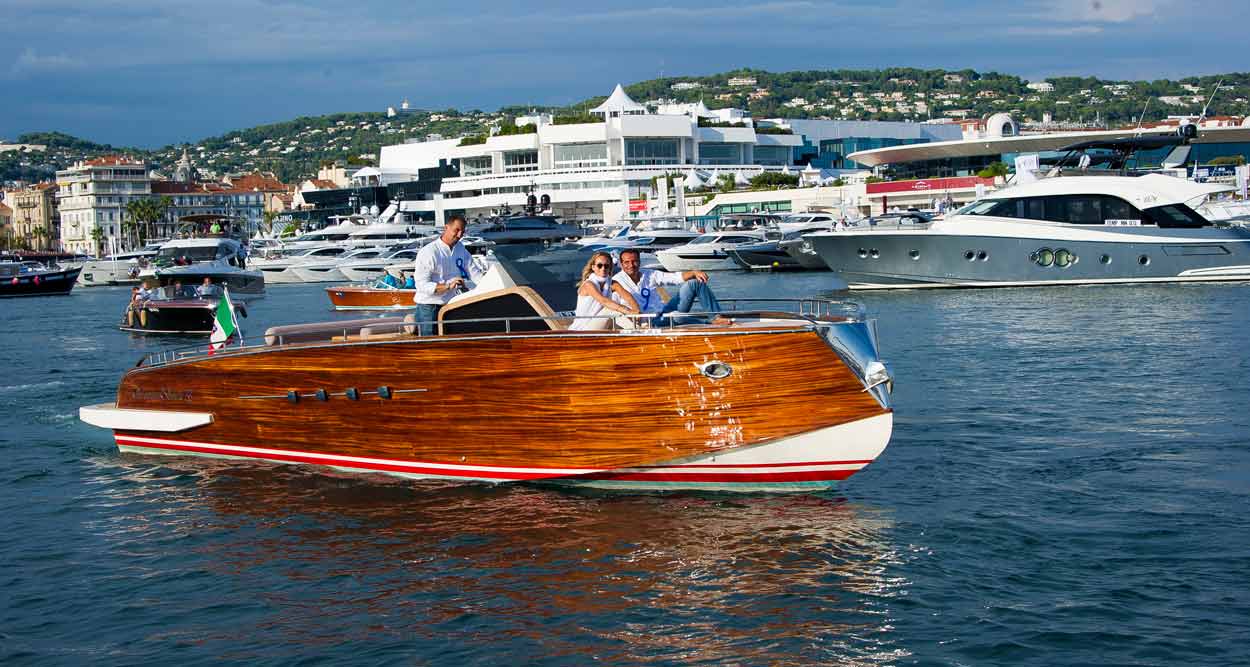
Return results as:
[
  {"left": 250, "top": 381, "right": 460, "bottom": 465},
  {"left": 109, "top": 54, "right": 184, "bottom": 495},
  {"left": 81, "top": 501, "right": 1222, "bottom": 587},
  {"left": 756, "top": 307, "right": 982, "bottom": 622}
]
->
[{"left": 134, "top": 298, "right": 864, "bottom": 368}]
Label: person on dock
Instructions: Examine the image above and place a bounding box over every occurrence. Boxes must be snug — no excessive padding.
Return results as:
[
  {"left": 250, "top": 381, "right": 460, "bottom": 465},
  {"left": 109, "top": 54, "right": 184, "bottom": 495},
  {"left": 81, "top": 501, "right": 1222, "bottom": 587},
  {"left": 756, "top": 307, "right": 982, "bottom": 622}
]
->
[
  {"left": 569, "top": 252, "right": 638, "bottom": 331},
  {"left": 411, "top": 215, "right": 487, "bottom": 335},
  {"left": 611, "top": 249, "right": 725, "bottom": 326}
]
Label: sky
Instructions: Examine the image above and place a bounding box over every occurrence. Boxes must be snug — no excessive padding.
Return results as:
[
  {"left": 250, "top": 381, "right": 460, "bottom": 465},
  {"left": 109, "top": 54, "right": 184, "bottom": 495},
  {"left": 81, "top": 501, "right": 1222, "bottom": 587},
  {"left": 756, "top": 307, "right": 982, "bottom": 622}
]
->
[{"left": 2, "top": 0, "right": 1246, "bottom": 148}]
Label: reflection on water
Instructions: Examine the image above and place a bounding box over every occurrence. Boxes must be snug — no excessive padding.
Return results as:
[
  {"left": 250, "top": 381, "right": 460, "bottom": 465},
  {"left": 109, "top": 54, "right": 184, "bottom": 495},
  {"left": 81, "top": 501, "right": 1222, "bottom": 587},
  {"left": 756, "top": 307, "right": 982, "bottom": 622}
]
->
[{"left": 84, "top": 456, "right": 911, "bottom": 664}]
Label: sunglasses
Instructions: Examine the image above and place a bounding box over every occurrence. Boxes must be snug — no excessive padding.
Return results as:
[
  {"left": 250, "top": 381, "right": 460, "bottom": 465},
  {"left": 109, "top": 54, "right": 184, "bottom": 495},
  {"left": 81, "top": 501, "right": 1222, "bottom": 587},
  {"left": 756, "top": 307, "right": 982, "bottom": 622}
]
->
[{"left": 593, "top": 263, "right": 612, "bottom": 268}]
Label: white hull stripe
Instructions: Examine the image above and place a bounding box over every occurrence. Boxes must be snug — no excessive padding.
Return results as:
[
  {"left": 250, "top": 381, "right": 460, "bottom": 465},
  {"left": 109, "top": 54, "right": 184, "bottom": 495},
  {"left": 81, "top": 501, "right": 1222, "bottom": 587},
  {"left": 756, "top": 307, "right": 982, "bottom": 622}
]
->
[{"left": 851, "top": 274, "right": 1250, "bottom": 290}]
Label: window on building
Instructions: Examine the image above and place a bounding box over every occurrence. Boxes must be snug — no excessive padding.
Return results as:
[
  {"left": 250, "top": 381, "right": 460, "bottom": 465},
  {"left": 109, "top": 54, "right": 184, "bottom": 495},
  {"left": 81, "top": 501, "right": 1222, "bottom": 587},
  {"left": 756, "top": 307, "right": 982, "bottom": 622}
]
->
[
  {"left": 625, "top": 139, "right": 680, "bottom": 165},
  {"left": 459, "top": 156, "right": 493, "bottom": 177},
  {"left": 504, "top": 151, "right": 539, "bottom": 173},
  {"left": 699, "top": 143, "right": 742, "bottom": 165},
  {"left": 553, "top": 143, "right": 609, "bottom": 168},
  {"left": 754, "top": 145, "right": 790, "bottom": 166}
]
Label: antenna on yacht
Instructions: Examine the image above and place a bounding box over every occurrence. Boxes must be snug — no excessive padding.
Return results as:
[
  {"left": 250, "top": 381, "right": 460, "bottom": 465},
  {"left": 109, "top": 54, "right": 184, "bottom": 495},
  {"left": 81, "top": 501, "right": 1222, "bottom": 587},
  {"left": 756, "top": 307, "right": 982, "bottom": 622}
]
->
[
  {"left": 1197, "top": 78, "right": 1222, "bottom": 124},
  {"left": 1134, "top": 97, "right": 1151, "bottom": 133}
]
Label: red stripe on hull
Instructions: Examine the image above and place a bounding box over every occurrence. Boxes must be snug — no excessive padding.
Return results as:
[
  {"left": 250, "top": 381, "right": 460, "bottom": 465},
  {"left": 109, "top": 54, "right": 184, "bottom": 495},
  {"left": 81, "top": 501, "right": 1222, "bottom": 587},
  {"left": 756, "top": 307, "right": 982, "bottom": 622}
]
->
[
  {"left": 114, "top": 437, "right": 558, "bottom": 480},
  {"left": 114, "top": 436, "right": 869, "bottom": 484}
]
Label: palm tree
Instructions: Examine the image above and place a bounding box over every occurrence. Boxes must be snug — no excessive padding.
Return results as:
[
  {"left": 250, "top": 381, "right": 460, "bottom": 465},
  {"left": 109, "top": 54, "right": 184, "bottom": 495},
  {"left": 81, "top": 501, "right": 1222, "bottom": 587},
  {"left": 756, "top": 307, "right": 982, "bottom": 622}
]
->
[
  {"left": 125, "top": 197, "right": 171, "bottom": 246},
  {"left": 90, "top": 227, "right": 105, "bottom": 258}
]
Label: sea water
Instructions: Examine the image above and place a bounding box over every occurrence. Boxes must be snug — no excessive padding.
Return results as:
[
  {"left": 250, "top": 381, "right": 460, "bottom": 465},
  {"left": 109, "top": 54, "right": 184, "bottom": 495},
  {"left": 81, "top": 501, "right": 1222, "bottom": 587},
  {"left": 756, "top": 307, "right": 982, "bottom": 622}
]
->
[{"left": 1, "top": 277, "right": 1247, "bottom": 665}]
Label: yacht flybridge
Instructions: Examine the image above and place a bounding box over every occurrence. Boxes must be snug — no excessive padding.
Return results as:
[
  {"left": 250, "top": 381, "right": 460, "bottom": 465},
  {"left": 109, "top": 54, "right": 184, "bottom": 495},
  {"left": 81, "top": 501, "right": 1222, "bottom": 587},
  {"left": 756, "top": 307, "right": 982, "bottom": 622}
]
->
[{"left": 807, "top": 135, "right": 1250, "bottom": 289}]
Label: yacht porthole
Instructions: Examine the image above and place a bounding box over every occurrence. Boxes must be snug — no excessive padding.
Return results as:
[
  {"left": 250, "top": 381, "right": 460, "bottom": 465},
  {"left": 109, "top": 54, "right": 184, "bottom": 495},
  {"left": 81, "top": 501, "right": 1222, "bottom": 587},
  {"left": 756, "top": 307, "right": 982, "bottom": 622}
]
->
[
  {"left": 909, "top": 250, "right": 920, "bottom": 260},
  {"left": 1138, "top": 255, "right": 1150, "bottom": 266},
  {"left": 1100, "top": 254, "right": 1112, "bottom": 265},
  {"left": 1035, "top": 248, "right": 1055, "bottom": 267},
  {"left": 858, "top": 248, "right": 868, "bottom": 259},
  {"left": 977, "top": 250, "right": 989, "bottom": 261},
  {"left": 1055, "top": 249, "right": 1073, "bottom": 268},
  {"left": 964, "top": 250, "right": 976, "bottom": 261},
  {"left": 869, "top": 249, "right": 880, "bottom": 259}
]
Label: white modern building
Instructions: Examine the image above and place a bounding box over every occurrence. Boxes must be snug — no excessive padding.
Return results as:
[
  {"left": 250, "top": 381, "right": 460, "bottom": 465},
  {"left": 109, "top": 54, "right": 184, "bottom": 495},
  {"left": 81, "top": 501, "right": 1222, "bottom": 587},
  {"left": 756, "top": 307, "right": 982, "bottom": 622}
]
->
[
  {"left": 378, "top": 84, "right": 930, "bottom": 223},
  {"left": 56, "top": 156, "right": 151, "bottom": 254}
]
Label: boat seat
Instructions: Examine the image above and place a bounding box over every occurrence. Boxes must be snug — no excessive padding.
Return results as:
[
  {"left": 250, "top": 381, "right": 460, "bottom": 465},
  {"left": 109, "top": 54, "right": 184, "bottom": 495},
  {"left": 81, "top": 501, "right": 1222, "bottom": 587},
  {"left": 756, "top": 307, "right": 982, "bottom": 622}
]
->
[
  {"left": 264, "top": 316, "right": 408, "bottom": 345},
  {"left": 438, "top": 286, "right": 568, "bottom": 334}
]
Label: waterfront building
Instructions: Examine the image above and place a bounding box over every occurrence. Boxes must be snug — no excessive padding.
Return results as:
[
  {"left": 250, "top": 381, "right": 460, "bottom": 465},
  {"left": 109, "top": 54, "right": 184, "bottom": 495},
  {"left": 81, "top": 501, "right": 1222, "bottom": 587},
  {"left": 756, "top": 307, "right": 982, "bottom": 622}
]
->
[
  {"left": 148, "top": 180, "right": 266, "bottom": 239},
  {"left": 56, "top": 156, "right": 151, "bottom": 255},
  {"left": 848, "top": 114, "right": 1250, "bottom": 181},
  {"left": 0, "top": 203, "right": 11, "bottom": 242},
  {"left": 374, "top": 84, "right": 954, "bottom": 224},
  {"left": 2, "top": 183, "right": 59, "bottom": 250}
]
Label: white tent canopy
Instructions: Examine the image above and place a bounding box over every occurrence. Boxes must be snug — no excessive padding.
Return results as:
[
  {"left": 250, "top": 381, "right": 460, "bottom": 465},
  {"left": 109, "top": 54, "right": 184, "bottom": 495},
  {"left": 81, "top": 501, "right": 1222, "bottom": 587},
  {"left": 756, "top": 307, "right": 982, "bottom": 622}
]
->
[{"left": 590, "top": 84, "right": 646, "bottom": 116}]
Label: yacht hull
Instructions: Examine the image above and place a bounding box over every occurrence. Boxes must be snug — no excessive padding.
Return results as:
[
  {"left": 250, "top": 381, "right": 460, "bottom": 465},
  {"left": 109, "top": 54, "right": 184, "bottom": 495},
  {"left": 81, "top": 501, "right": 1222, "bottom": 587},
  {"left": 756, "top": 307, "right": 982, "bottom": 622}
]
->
[
  {"left": 85, "top": 327, "right": 892, "bottom": 492},
  {"left": 655, "top": 252, "right": 740, "bottom": 272},
  {"left": 0, "top": 266, "right": 81, "bottom": 297},
  {"left": 326, "top": 286, "right": 418, "bottom": 310},
  {"left": 809, "top": 231, "right": 1250, "bottom": 289}
]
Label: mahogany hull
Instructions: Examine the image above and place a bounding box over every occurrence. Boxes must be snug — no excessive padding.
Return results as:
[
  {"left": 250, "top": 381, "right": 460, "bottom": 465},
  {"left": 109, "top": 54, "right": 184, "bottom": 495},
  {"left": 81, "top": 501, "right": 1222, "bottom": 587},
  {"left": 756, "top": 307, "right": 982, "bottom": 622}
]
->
[
  {"left": 102, "top": 326, "right": 892, "bottom": 491},
  {"left": 326, "top": 286, "right": 418, "bottom": 310}
]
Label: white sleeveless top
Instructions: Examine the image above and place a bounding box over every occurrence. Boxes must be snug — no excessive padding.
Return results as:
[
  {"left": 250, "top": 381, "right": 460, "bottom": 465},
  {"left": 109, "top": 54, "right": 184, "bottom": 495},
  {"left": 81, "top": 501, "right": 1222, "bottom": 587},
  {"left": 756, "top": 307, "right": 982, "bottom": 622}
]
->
[{"left": 570, "top": 274, "right": 612, "bottom": 331}]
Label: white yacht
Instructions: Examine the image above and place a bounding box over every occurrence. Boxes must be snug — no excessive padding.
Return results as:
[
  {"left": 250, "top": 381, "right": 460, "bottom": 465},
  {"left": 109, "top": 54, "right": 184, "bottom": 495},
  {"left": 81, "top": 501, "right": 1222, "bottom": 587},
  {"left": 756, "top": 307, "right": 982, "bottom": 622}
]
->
[
  {"left": 290, "top": 246, "right": 391, "bottom": 283},
  {"left": 339, "top": 246, "right": 426, "bottom": 283},
  {"left": 249, "top": 245, "right": 353, "bottom": 284},
  {"left": 806, "top": 173, "right": 1249, "bottom": 289},
  {"left": 655, "top": 229, "right": 776, "bottom": 272},
  {"left": 148, "top": 236, "right": 265, "bottom": 296},
  {"left": 77, "top": 242, "right": 164, "bottom": 287}
]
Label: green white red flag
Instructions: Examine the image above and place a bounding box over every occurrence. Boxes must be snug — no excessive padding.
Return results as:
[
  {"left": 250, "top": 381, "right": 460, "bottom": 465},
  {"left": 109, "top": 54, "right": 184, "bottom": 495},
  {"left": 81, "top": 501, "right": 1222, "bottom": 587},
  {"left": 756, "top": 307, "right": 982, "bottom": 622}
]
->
[{"left": 209, "top": 286, "right": 240, "bottom": 351}]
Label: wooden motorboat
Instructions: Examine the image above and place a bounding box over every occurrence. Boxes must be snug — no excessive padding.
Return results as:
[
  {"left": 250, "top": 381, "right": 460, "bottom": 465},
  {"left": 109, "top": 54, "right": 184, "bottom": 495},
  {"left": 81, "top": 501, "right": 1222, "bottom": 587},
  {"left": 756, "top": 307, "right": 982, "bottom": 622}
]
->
[
  {"left": 0, "top": 261, "right": 82, "bottom": 298},
  {"left": 81, "top": 261, "right": 894, "bottom": 492},
  {"left": 325, "top": 285, "right": 418, "bottom": 311},
  {"left": 120, "top": 287, "right": 247, "bottom": 334}
]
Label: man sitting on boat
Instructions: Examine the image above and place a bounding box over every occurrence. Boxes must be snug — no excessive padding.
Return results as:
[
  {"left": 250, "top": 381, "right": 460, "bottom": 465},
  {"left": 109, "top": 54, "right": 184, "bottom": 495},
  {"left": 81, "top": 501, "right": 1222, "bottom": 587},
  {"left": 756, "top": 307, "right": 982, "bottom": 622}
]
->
[
  {"left": 612, "top": 249, "right": 724, "bottom": 326},
  {"left": 196, "top": 277, "right": 218, "bottom": 299},
  {"left": 374, "top": 270, "right": 403, "bottom": 290},
  {"left": 570, "top": 251, "right": 639, "bottom": 331},
  {"left": 412, "top": 215, "right": 488, "bottom": 334}
]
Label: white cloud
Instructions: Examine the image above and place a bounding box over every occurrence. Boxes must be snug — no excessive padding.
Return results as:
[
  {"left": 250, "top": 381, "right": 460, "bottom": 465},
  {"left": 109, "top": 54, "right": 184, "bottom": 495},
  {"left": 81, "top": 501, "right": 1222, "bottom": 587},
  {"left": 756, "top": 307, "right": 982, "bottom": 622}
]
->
[
  {"left": 1056, "top": 0, "right": 1168, "bottom": 22},
  {"left": 10, "top": 48, "right": 83, "bottom": 75}
]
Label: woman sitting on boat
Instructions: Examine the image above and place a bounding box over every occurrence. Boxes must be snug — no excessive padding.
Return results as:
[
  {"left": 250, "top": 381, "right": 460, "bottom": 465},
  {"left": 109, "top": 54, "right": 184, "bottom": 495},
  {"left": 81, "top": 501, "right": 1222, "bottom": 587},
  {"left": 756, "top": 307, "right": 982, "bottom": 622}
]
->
[{"left": 569, "top": 251, "right": 639, "bottom": 331}]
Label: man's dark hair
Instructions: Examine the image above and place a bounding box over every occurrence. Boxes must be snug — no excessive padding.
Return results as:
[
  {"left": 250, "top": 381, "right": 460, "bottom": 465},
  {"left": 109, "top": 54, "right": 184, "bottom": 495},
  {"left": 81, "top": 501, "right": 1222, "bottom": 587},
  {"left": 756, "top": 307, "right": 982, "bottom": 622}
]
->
[
  {"left": 620, "top": 249, "right": 642, "bottom": 262},
  {"left": 447, "top": 214, "right": 467, "bottom": 227}
]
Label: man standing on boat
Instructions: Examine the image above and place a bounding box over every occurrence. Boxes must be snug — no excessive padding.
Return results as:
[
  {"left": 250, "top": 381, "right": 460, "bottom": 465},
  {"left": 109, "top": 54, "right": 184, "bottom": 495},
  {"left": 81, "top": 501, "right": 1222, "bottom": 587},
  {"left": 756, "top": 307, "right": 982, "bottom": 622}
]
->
[
  {"left": 612, "top": 249, "right": 724, "bottom": 326},
  {"left": 412, "top": 215, "right": 486, "bottom": 335}
]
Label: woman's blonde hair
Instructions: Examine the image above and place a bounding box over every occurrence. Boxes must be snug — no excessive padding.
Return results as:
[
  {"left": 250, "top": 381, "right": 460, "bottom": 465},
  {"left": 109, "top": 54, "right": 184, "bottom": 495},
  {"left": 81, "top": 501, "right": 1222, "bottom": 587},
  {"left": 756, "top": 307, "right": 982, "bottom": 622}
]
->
[{"left": 579, "top": 251, "right": 615, "bottom": 284}]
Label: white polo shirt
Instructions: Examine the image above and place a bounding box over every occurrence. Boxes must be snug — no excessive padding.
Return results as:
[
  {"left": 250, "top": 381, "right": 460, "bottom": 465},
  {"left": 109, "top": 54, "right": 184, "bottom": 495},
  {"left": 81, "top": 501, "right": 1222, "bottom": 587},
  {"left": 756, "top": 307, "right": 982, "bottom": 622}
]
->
[
  {"left": 611, "top": 268, "right": 684, "bottom": 315},
  {"left": 412, "top": 238, "right": 485, "bottom": 305}
]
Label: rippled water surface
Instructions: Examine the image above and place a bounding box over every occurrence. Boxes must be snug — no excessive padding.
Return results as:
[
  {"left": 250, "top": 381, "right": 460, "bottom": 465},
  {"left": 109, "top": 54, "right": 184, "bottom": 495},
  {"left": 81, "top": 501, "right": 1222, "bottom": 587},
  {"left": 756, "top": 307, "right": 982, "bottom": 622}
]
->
[{"left": 2, "top": 277, "right": 1248, "bottom": 665}]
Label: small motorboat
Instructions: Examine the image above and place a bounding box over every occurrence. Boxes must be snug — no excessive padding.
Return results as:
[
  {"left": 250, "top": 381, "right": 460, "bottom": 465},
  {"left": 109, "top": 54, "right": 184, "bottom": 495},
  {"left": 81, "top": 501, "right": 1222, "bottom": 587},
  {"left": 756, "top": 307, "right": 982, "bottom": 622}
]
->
[
  {"left": 120, "top": 283, "right": 246, "bottom": 334},
  {"left": 0, "top": 261, "right": 82, "bottom": 298},
  {"left": 325, "top": 285, "right": 418, "bottom": 311},
  {"left": 80, "top": 259, "right": 894, "bottom": 492}
]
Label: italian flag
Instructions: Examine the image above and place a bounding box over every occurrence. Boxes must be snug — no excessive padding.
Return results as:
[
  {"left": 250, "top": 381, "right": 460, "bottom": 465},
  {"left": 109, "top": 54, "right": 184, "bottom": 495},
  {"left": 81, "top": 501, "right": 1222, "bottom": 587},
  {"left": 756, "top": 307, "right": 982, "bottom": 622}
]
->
[{"left": 209, "top": 286, "right": 240, "bottom": 351}]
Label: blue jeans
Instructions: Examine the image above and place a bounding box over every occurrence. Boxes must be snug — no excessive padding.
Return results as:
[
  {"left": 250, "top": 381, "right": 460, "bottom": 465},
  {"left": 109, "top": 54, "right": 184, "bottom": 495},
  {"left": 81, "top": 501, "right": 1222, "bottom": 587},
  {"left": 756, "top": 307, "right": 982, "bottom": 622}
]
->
[
  {"left": 415, "top": 303, "right": 441, "bottom": 336},
  {"left": 654, "top": 279, "right": 722, "bottom": 326}
]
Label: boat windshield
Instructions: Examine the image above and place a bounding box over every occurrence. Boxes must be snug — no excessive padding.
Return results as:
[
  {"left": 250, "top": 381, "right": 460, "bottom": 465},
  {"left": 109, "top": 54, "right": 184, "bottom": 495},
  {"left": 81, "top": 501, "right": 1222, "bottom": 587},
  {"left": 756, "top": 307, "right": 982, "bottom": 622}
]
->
[
  {"left": 689, "top": 234, "right": 720, "bottom": 244},
  {"left": 156, "top": 246, "right": 223, "bottom": 262}
]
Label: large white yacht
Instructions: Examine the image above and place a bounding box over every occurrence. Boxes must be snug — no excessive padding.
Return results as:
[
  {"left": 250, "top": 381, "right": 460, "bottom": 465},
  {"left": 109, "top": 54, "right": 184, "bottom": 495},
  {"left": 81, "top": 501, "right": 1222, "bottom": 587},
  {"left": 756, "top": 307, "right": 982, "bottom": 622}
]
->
[
  {"left": 290, "top": 246, "right": 391, "bottom": 283},
  {"left": 249, "top": 245, "right": 353, "bottom": 284},
  {"left": 655, "top": 229, "right": 777, "bottom": 272},
  {"left": 77, "top": 242, "right": 164, "bottom": 287},
  {"left": 147, "top": 236, "right": 265, "bottom": 296},
  {"left": 806, "top": 172, "right": 1249, "bottom": 289}
]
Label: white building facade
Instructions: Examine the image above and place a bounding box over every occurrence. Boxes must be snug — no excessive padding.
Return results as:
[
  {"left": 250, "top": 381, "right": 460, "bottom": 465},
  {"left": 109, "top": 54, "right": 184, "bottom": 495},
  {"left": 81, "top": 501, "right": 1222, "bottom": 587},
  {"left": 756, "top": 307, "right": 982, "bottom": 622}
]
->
[
  {"left": 56, "top": 156, "right": 151, "bottom": 254},
  {"left": 378, "top": 85, "right": 807, "bottom": 223}
]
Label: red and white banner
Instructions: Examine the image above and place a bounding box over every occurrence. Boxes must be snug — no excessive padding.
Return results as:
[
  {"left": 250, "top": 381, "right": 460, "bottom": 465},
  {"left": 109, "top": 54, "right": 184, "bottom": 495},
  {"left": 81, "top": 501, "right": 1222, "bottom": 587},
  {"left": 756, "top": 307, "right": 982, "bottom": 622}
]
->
[
  {"left": 866, "top": 176, "right": 996, "bottom": 194},
  {"left": 628, "top": 198, "right": 647, "bottom": 212}
]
